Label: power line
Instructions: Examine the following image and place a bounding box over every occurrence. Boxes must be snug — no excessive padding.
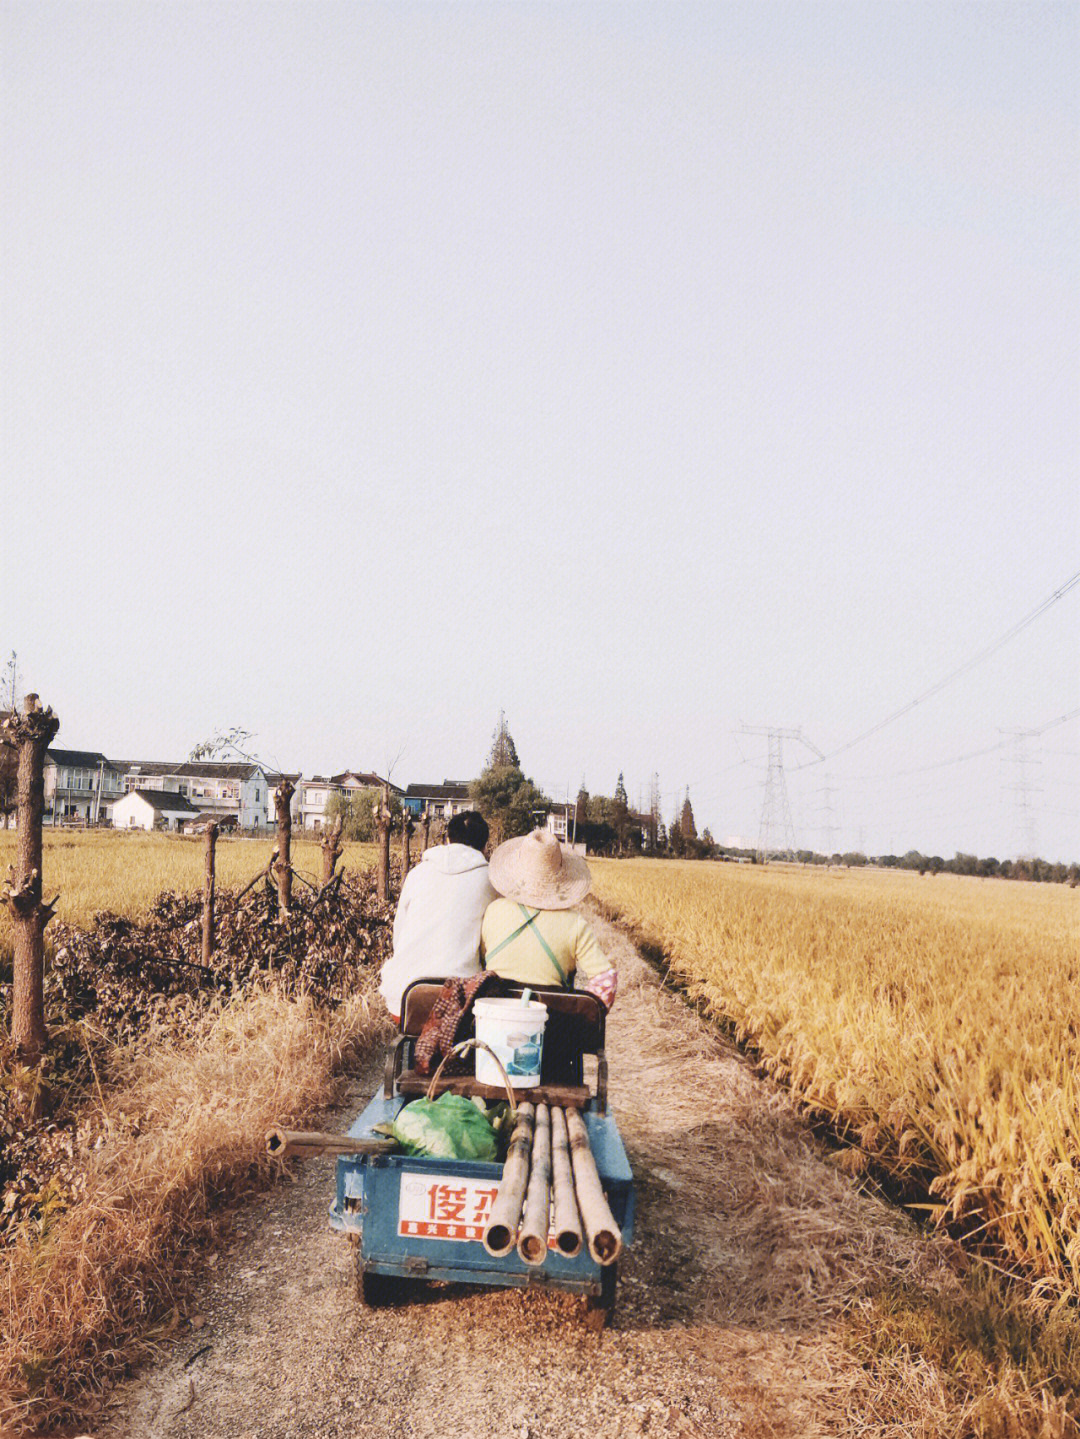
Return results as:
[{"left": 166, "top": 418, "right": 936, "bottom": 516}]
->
[{"left": 796, "top": 570, "right": 1080, "bottom": 770}]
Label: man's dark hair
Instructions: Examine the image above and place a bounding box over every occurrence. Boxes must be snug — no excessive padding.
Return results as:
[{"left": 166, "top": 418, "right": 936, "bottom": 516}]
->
[{"left": 447, "top": 809, "right": 489, "bottom": 852}]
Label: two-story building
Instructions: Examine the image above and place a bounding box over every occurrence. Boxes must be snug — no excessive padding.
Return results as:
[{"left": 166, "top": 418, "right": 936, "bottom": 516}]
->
[
  {"left": 44, "top": 749, "right": 125, "bottom": 825},
  {"left": 115, "top": 760, "right": 271, "bottom": 829},
  {"left": 299, "top": 770, "right": 398, "bottom": 830}
]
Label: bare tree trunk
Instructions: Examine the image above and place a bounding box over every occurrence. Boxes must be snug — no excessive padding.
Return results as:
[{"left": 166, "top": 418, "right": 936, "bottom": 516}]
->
[
  {"left": 321, "top": 812, "right": 344, "bottom": 885},
  {"left": 421, "top": 805, "right": 431, "bottom": 852},
  {"left": 273, "top": 780, "right": 295, "bottom": 919},
  {"left": 401, "top": 809, "right": 414, "bottom": 879},
  {"left": 376, "top": 784, "right": 391, "bottom": 903},
  {"left": 1, "top": 695, "right": 60, "bottom": 1064},
  {"left": 201, "top": 820, "right": 218, "bottom": 966}
]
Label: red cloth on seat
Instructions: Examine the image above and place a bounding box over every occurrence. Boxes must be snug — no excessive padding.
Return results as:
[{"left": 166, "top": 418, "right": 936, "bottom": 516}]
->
[{"left": 413, "top": 971, "right": 503, "bottom": 1077}]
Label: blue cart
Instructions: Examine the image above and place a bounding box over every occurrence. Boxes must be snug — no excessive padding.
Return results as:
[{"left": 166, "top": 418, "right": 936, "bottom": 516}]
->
[{"left": 328, "top": 980, "right": 634, "bottom": 1328}]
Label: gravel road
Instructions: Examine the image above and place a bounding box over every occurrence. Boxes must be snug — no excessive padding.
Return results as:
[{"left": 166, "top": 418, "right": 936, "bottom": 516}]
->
[{"left": 97, "top": 909, "right": 959, "bottom": 1439}]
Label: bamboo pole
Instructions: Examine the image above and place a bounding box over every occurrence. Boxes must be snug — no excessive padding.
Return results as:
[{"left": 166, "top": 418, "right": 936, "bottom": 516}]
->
[
  {"left": 517, "top": 1102, "right": 552, "bottom": 1265},
  {"left": 550, "top": 1104, "right": 584, "bottom": 1258},
  {"left": 564, "top": 1106, "right": 622, "bottom": 1265},
  {"left": 483, "top": 1102, "right": 534, "bottom": 1257},
  {"left": 265, "top": 1128, "right": 397, "bottom": 1159}
]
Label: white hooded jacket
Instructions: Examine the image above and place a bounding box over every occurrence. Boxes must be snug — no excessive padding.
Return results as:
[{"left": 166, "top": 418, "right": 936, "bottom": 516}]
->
[{"left": 378, "top": 842, "right": 498, "bottom": 1017}]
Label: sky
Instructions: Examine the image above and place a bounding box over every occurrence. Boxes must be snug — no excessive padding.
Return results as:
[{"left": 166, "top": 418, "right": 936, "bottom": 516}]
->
[{"left": 3, "top": 1, "right": 1078, "bottom": 862}]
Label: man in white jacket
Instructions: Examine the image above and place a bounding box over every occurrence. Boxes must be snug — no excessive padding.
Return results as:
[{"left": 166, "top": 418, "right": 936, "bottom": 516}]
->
[{"left": 378, "top": 810, "right": 497, "bottom": 1020}]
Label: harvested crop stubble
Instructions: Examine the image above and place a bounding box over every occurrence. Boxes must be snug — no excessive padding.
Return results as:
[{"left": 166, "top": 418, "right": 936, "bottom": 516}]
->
[
  {"left": 0, "top": 829, "right": 379, "bottom": 960},
  {"left": 590, "top": 859, "right": 1080, "bottom": 1300}
]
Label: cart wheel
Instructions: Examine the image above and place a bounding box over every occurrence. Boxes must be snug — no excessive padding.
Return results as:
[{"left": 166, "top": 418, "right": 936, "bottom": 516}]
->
[{"left": 583, "top": 1263, "right": 617, "bottom": 1331}]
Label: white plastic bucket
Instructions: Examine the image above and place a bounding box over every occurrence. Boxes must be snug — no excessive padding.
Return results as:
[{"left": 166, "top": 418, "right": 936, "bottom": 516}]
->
[{"left": 474, "top": 997, "right": 549, "bottom": 1089}]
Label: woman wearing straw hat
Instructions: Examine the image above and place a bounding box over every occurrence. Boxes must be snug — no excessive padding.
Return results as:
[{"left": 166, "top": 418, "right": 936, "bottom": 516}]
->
[{"left": 480, "top": 829, "right": 618, "bottom": 1009}]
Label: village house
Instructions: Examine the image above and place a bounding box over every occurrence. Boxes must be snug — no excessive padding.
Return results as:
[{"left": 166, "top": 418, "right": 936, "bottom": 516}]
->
[
  {"left": 109, "top": 788, "right": 198, "bottom": 833},
  {"left": 402, "top": 781, "right": 475, "bottom": 820},
  {"left": 299, "top": 771, "right": 398, "bottom": 830},
  {"left": 44, "top": 749, "right": 125, "bottom": 825},
  {"left": 115, "top": 760, "right": 272, "bottom": 829}
]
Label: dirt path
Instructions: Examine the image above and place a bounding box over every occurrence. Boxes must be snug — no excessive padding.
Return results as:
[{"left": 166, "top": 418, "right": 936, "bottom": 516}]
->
[{"left": 98, "top": 910, "right": 960, "bottom": 1439}]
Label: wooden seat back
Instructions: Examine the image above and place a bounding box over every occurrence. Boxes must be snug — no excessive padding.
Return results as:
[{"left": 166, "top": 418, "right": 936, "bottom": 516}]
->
[{"left": 398, "top": 977, "right": 605, "bottom": 1087}]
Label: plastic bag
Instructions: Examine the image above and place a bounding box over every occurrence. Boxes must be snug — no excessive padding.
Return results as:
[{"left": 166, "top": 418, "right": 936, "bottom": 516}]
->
[{"left": 380, "top": 1092, "right": 499, "bottom": 1161}]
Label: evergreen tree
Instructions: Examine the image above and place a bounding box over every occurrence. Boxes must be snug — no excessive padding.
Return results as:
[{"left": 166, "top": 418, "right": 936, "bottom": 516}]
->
[
  {"left": 575, "top": 784, "right": 589, "bottom": 826},
  {"left": 680, "top": 789, "right": 697, "bottom": 840},
  {"left": 488, "top": 710, "right": 520, "bottom": 768},
  {"left": 472, "top": 714, "right": 546, "bottom": 843},
  {"left": 612, "top": 772, "right": 630, "bottom": 853}
]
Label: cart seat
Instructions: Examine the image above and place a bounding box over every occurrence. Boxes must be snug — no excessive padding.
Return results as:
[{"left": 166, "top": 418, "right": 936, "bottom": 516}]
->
[{"left": 386, "top": 979, "right": 608, "bottom": 1112}]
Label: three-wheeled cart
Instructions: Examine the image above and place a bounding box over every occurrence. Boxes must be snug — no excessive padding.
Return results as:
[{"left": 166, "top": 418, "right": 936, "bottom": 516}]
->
[{"left": 327, "top": 979, "right": 634, "bottom": 1327}]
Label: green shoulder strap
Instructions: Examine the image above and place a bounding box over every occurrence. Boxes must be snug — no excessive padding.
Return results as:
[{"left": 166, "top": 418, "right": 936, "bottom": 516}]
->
[
  {"left": 516, "top": 903, "right": 570, "bottom": 989},
  {"left": 482, "top": 904, "right": 570, "bottom": 989}
]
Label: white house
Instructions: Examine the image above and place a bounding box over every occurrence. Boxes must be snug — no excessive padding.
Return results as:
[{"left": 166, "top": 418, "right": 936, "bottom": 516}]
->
[
  {"left": 299, "top": 770, "right": 398, "bottom": 830},
  {"left": 110, "top": 789, "right": 198, "bottom": 832},
  {"left": 116, "top": 761, "right": 271, "bottom": 828},
  {"left": 44, "top": 749, "right": 125, "bottom": 824}
]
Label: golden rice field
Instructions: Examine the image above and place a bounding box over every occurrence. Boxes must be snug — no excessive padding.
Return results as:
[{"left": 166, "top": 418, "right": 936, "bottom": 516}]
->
[
  {"left": 0, "top": 830, "right": 378, "bottom": 962},
  {"left": 590, "top": 857, "right": 1080, "bottom": 1298}
]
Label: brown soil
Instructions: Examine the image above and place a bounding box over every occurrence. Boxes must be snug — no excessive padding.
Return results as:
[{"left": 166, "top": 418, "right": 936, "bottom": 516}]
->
[{"left": 94, "top": 908, "right": 964, "bottom": 1439}]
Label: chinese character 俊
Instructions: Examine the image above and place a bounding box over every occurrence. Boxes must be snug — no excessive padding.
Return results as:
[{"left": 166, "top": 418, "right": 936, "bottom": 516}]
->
[{"left": 428, "top": 1184, "right": 469, "bottom": 1222}]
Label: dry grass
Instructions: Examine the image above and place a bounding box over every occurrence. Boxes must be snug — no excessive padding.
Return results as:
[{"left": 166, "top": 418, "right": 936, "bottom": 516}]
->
[
  {"left": 0, "top": 830, "right": 378, "bottom": 962},
  {"left": 0, "top": 983, "right": 390, "bottom": 1432}
]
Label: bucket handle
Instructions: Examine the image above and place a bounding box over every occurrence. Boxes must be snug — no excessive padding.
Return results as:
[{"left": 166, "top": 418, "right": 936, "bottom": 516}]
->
[{"left": 425, "top": 1038, "right": 519, "bottom": 1116}]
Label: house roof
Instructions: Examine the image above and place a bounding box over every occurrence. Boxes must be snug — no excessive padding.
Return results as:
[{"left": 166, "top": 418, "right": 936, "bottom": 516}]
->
[
  {"left": 47, "top": 749, "right": 116, "bottom": 769},
  {"left": 404, "top": 781, "right": 473, "bottom": 801},
  {"left": 331, "top": 770, "right": 397, "bottom": 790},
  {"left": 120, "top": 789, "right": 197, "bottom": 814},
  {"left": 117, "top": 760, "right": 264, "bottom": 781},
  {"left": 264, "top": 771, "right": 301, "bottom": 786}
]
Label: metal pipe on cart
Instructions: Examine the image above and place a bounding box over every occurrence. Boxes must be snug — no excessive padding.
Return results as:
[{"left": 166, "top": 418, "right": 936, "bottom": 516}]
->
[
  {"left": 482, "top": 1101, "right": 535, "bottom": 1257},
  {"left": 564, "top": 1106, "right": 622, "bottom": 1265},
  {"left": 549, "top": 1104, "right": 583, "bottom": 1258},
  {"left": 517, "top": 1102, "right": 552, "bottom": 1265}
]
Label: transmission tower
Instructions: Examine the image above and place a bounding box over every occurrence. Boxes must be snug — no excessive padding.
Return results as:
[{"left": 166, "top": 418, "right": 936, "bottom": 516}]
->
[
  {"left": 817, "top": 773, "right": 840, "bottom": 858},
  {"left": 742, "top": 726, "right": 824, "bottom": 863},
  {"left": 648, "top": 772, "right": 662, "bottom": 853},
  {"left": 999, "top": 728, "right": 1042, "bottom": 860}
]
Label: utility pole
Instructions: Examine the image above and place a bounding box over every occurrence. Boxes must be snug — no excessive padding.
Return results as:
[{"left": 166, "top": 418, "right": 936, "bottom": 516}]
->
[{"left": 741, "top": 726, "right": 823, "bottom": 864}]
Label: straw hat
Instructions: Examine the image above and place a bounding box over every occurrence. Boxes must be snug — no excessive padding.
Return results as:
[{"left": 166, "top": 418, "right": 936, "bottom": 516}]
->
[{"left": 487, "top": 828, "right": 592, "bottom": 910}]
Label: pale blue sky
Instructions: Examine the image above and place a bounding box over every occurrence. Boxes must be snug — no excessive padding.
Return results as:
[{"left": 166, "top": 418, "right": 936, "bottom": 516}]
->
[{"left": 4, "top": 2, "right": 1078, "bottom": 860}]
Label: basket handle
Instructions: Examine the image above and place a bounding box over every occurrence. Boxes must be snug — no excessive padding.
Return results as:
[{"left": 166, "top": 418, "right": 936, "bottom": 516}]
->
[{"left": 425, "top": 1038, "right": 519, "bottom": 1115}]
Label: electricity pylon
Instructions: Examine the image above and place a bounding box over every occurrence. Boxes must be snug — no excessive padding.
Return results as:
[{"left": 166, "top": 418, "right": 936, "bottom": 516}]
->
[
  {"left": 999, "top": 728, "right": 1042, "bottom": 860},
  {"left": 741, "top": 726, "right": 824, "bottom": 864}
]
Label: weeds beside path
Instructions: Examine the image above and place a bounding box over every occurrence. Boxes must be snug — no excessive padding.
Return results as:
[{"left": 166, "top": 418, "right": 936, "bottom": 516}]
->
[{"left": 95, "top": 909, "right": 1013, "bottom": 1439}]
